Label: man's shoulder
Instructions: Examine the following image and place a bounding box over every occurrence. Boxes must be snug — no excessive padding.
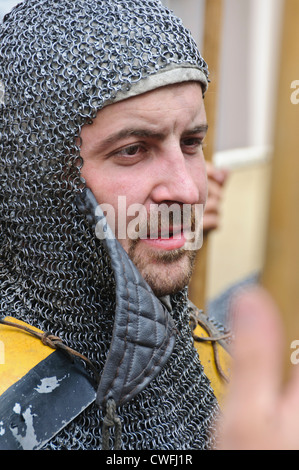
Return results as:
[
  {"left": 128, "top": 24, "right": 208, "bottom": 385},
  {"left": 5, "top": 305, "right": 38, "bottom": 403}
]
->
[
  {"left": 188, "top": 300, "right": 231, "bottom": 349},
  {"left": 0, "top": 316, "right": 96, "bottom": 450},
  {"left": 188, "top": 301, "right": 232, "bottom": 408}
]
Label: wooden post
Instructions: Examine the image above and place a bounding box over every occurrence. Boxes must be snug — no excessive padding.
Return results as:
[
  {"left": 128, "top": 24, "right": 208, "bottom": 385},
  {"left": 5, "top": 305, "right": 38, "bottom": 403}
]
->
[
  {"left": 261, "top": 0, "right": 299, "bottom": 376},
  {"left": 189, "top": 0, "right": 224, "bottom": 309}
]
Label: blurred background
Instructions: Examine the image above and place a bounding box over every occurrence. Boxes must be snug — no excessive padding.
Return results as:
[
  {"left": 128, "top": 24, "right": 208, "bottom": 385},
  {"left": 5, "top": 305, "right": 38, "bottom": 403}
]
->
[
  {"left": 1, "top": 1, "right": 297, "bottom": 333},
  {"left": 0, "top": 0, "right": 22, "bottom": 21}
]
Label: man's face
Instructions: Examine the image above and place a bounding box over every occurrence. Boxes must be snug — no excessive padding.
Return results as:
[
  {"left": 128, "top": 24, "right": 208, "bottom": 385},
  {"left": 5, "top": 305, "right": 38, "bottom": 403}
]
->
[{"left": 80, "top": 82, "right": 208, "bottom": 297}]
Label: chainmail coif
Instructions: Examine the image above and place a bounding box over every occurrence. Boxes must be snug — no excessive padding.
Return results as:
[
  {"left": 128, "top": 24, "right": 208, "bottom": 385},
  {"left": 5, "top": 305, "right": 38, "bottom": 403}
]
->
[{"left": 0, "top": 0, "right": 220, "bottom": 449}]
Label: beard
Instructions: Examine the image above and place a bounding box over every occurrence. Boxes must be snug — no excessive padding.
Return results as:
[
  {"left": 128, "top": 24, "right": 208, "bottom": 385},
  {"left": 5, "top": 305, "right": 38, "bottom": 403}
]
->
[
  {"left": 128, "top": 242, "right": 198, "bottom": 297},
  {"left": 125, "top": 204, "right": 201, "bottom": 297}
]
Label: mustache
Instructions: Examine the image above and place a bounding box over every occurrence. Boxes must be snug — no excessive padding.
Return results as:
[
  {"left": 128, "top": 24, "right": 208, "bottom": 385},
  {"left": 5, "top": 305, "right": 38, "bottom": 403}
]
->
[
  {"left": 127, "top": 203, "right": 199, "bottom": 240},
  {"left": 94, "top": 201, "right": 204, "bottom": 250}
]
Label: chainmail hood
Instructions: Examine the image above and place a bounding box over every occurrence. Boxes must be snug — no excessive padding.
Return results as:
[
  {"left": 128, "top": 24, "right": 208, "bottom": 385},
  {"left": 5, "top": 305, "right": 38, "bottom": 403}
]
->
[{"left": 0, "top": 0, "right": 219, "bottom": 449}]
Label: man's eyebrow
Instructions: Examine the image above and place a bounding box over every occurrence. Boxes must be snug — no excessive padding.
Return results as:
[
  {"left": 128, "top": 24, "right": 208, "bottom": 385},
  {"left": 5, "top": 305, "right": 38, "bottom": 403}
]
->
[
  {"left": 182, "top": 124, "right": 209, "bottom": 136},
  {"left": 91, "top": 124, "right": 209, "bottom": 153},
  {"left": 91, "top": 128, "right": 166, "bottom": 154}
]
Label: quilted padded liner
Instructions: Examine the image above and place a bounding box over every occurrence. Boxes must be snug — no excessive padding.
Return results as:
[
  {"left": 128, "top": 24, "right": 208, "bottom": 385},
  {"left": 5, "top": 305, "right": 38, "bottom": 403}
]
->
[{"left": 76, "top": 188, "right": 177, "bottom": 408}]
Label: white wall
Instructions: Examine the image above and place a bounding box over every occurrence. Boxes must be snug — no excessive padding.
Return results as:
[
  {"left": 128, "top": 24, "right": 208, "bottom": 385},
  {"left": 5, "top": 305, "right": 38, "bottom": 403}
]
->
[
  {"left": 247, "top": 0, "right": 284, "bottom": 148},
  {"left": 162, "top": 0, "right": 205, "bottom": 48},
  {"left": 0, "top": 0, "right": 23, "bottom": 21}
]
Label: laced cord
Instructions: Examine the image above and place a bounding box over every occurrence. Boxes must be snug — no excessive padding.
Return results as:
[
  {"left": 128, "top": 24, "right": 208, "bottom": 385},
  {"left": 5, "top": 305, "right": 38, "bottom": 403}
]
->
[
  {"left": 190, "top": 311, "right": 231, "bottom": 384},
  {"left": 0, "top": 318, "right": 100, "bottom": 383},
  {"left": 102, "top": 399, "right": 122, "bottom": 450}
]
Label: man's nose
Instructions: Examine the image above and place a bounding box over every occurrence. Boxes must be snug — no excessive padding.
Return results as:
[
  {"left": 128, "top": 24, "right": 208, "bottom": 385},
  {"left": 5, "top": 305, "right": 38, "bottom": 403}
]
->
[{"left": 150, "top": 146, "right": 206, "bottom": 206}]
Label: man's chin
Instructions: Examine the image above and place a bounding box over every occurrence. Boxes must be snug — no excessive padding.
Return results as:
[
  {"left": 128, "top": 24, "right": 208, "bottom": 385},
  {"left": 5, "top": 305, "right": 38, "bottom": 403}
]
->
[{"left": 143, "top": 266, "right": 194, "bottom": 297}]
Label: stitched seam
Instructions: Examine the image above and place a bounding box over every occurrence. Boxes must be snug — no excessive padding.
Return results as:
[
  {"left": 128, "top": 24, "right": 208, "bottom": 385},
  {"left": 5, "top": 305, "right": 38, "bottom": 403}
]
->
[
  {"left": 121, "top": 277, "right": 173, "bottom": 403},
  {"left": 103, "top": 246, "right": 131, "bottom": 404},
  {"left": 103, "top": 244, "right": 173, "bottom": 405},
  {"left": 126, "top": 262, "right": 141, "bottom": 383},
  {"left": 120, "top": 314, "right": 173, "bottom": 405}
]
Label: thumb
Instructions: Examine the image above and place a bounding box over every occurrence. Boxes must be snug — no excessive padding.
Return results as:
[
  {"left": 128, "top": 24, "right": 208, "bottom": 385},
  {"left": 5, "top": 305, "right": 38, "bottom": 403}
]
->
[
  {"left": 217, "top": 287, "right": 285, "bottom": 449},
  {"left": 229, "top": 286, "right": 284, "bottom": 405}
]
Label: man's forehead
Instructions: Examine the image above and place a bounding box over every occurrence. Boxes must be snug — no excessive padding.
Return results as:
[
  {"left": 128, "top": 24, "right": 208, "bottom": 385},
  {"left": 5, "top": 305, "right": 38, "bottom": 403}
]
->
[
  {"left": 80, "top": 81, "right": 206, "bottom": 148},
  {"left": 93, "top": 81, "right": 204, "bottom": 124}
]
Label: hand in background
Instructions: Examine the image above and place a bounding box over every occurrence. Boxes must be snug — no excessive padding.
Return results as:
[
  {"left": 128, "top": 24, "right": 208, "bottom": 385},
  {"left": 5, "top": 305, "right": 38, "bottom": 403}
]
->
[
  {"left": 218, "top": 287, "right": 299, "bottom": 450},
  {"left": 204, "top": 162, "right": 229, "bottom": 233}
]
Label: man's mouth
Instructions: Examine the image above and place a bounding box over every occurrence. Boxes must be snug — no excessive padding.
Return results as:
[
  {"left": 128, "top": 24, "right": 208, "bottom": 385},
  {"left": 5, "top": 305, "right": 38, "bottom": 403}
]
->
[
  {"left": 141, "top": 226, "right": 187, "bottom": 251},
  {"left": 150, "top": 226, "right": 184, "bottom": 238}
]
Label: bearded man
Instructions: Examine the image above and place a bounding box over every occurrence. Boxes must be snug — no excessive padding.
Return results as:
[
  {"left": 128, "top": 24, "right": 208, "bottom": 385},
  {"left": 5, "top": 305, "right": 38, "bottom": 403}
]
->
[{"left": 0, "top": 0, "right": 230, "bottom": 450}]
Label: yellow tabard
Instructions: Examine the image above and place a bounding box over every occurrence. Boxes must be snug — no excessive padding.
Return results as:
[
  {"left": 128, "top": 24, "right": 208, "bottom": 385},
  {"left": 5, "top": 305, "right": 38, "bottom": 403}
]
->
[
  {"left": 0, "top": 316, "right": 97, "bottom": 450},
  {"left": 0, "top": 316, "right": 231, "bottom": 409},
  {"left": 0, "top": 316, "right": 54, "bottom": 396}
]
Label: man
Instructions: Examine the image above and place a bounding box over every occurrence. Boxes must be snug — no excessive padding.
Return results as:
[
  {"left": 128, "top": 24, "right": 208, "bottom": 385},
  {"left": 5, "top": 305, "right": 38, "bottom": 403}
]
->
[
  {"left": 0, "top": 0, "right": 225, "bottom": 450},
  {"left": 204, "top": 162, "right": 229, "bottom": 234},
  {"left": 1, "top": 0, "right": 298, "bottom": 452}
]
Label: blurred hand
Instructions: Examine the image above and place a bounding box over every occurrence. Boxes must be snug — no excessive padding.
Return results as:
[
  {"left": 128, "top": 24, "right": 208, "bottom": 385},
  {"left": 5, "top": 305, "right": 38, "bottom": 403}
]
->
[
  {"left": 218, "top": 287, "right": 299, "bottom": 450},
  {"left": 204, "top": 162, "right": 229, "bottom": 233}
]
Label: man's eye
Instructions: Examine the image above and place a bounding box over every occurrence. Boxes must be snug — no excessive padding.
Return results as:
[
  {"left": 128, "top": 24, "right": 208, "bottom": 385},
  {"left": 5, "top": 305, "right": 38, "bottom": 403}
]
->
[
  {"left": 182, "top": 138, "right": 204, "bottom": 152},
  {"left": 184, "top": 137, "right": 202, "bottom": 146},
  {"left": 109, "top": 143, "right": 148, "bottom": 165},
  {"left": 120, "top": 145, "right": 140, "bottom": 157},
  {"left": 117, "top": 144, "right": 142, "bottom": 157}
]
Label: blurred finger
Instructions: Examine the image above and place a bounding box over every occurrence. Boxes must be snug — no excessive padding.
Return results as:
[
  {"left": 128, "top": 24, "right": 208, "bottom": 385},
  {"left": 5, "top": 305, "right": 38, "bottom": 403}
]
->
[{"left": 229, "top": 287, "right": 284, "bottom": 404}]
